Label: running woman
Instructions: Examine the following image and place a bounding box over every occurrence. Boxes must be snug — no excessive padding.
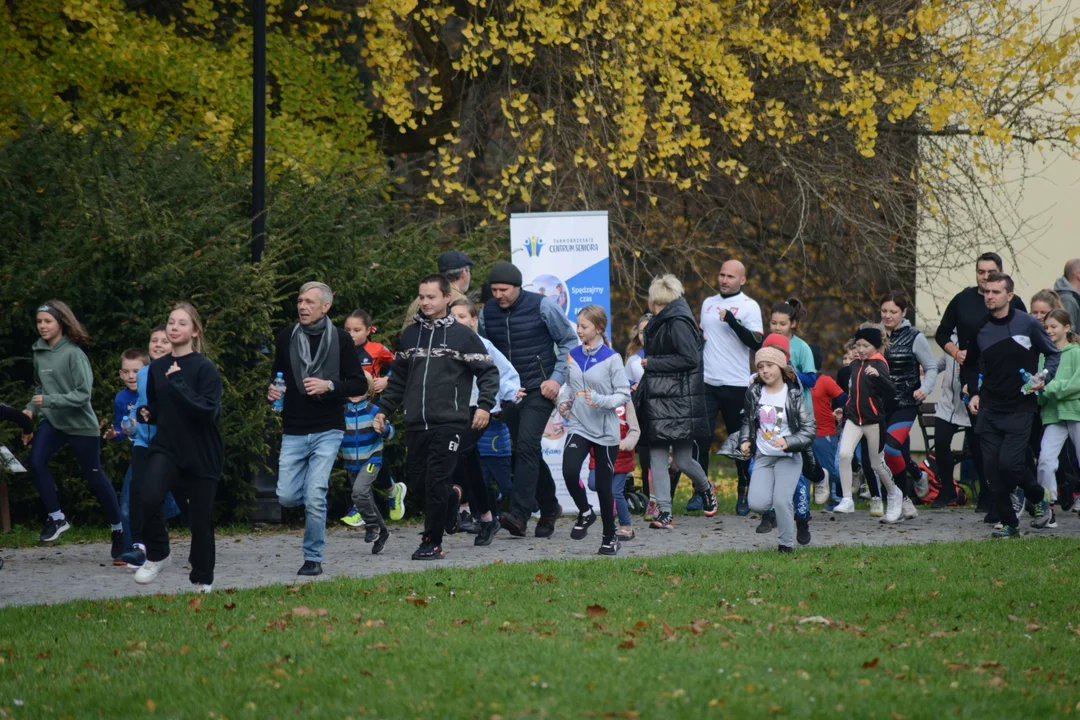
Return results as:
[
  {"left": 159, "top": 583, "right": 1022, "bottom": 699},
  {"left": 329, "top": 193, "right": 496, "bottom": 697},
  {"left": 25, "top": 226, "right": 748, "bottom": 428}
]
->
[
  {"left": 879, "top": 293, "right": 938, "bottom": 521},
  {"left": 134, "top": 303, "right": 224, "bottom": 592},
  {"left": 558, "top": 305, "right": 632, "bottom": 555},
  {"left": 739, "top": 335, "right": 817, "bottom": 552},
  {"left": 836, "top": 326, "right": 902, "bottom": 521},
  {"left": 1035, "top": 309, "right": 1080, "bottom": 529},
  {"left": 24, "top": 301, "right": 124, "bottom": 559},
  {"left": 1029, "top": 290, "right": 1062, "bottom": 323}
]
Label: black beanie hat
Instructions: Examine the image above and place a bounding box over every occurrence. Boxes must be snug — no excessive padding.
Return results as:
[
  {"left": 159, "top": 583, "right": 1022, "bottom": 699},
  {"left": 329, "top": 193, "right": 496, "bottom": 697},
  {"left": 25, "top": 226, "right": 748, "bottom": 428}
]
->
[
  {"left": 854, "top": 327, "right": 884, "bottom": 348},
  {"left": 488, "top": 261, "right": 523, "bottom": 287}
]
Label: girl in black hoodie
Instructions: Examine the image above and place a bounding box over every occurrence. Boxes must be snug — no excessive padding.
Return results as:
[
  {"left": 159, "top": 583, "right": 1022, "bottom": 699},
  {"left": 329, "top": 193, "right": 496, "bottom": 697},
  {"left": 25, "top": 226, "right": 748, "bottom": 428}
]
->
[{"left": 836, "top": 327, "right": 901, "bottom": 521}]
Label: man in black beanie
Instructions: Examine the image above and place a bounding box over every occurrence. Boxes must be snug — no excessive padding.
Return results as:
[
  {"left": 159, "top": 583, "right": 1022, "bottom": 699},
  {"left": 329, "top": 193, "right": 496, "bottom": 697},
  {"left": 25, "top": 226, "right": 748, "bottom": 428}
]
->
[{"left": 480, "top": 261, "right": 578, "bottom": 538}]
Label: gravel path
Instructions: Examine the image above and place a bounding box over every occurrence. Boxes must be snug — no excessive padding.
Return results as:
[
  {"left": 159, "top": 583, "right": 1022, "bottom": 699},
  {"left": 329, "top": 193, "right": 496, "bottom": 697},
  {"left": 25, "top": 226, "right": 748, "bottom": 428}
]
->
[{"left": 2, "top": 508, "right": 1077, "bottom": 608}]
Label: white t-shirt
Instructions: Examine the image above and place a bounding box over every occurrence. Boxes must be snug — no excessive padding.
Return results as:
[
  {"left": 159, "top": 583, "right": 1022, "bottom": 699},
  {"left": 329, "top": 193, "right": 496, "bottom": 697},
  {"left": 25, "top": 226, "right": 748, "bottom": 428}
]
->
[
  {"left": 625, "top": 351, "right": 645, "bottom": 385},
  {"left": 700, "top": 291, "right": 763, "bottom": 387},
  {"left": 755, "top": 385, "right": 790, "bottom": 457}
]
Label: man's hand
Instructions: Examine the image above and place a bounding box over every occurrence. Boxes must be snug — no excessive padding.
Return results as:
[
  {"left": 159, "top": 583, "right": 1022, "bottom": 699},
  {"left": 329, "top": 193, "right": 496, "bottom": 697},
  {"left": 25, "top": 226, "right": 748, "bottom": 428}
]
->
[
  {"left": 303, "top": 377, "right": 331, "bottom": 395},
  {"left": 540, "top": 379, "right": 561, "bottom": 401},
  {"left": 640, "top": 358, "right": 648, "bottom": 369},
  {"left": 514, "top": 388, "right": 527, "bottom": 402},
  {"left": 955, "top": 349, "right": 968, "bottom": 364},
  {"left": 267, "top": 384, "right": 282, "bottom": 402},
  {"left": 32, "top": 395, "right": 43, "bottom": 407},
  {"left": 913, "top": 389, "right": 927, "bottom": 402},
  {"left": 1028, "top": 377, "right": 1046, "bottom": 394},
  {"left": 717, "top": 307, "right": 727, "bottom": 321},
  {"left": 139, "top": 407, "right": 151, "bottom": 422},
  {"left": 969, "top": 395, "right": 980, "bottom": 414},
  {"left": 373, "top": 376, "right": 389, "bottom": 394},
  {"left": 472, "top": 409, "right": 491, "bottom": 431},
  {"left": 373, "top": 413, "right": 387, "bottom": 434}
]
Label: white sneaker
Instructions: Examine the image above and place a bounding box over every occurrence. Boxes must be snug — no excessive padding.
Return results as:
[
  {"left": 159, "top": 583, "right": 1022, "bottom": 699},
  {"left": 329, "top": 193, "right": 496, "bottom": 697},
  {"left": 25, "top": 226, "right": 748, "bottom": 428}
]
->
[
  {"left": 869, "top": 497, "right": 884, "bottom": 517},
  {"left": 814, "top": 478, "right": 830, "bottom": 506},
  {"left": 833, "top": 497, "right": 856, "bottom": 514},
  {"left": 902, "top": 497, "right": 919, "bottom": 519},
  {"left": 882, "top": 489, "right": 904, "bottom": 524},
  {"left": 858, "top": 484, "right": 872, "bottom": 500},
  {"left": 195, "top": 584, "right": 213, "bottom": 594},
  {"left": 134, "top": 555, "right": 170, "bottom": 585},
  {"left": 914, "top": 471, "right": 930, "bottom": 499}
]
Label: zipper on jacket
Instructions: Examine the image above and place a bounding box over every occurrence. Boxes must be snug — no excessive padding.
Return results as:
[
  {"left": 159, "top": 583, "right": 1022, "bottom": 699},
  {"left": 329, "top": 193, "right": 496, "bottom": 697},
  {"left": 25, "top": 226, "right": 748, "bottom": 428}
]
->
[
  {"left": 855, "top": 363, "right": 865, "bottom": 425},
  {"left": 421, "top": 326, "right": 435, "bottom": 430}
]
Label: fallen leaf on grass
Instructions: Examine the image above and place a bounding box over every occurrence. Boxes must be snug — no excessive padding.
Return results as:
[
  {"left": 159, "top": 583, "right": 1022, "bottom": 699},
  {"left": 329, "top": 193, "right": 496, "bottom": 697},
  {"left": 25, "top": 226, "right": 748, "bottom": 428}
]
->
[
  {"left": 366, "top": 643, "right": 395, "bottom": 650},
  {"left": 224, "top": 602, "right": 236, "bottom": 611},
  {"left": 188, "top": 597, "right": 202, "bottom": 611},
  {"left": 452, "top": 619, "right": 472, "bottom": 626},
  {"left": 146, "top": 699, "right": 156, "bottom": 712},
  {"left": 618, "top": 638, "right": 637, "bottom": 650},
  {"left": 632, "top": 563, "right": 653, "bottom": 576},
  {"left": 661, "top": 621, "right": 677, "bottom": 639},
  {"left": 406, "top": 597, "right": 429, "bottom": 607},
  {"left": 484, "top": 600, "right": 497, "bottom": 607},
  {"left": 534, "top": 573, "right": 556, "bottom": 584},
  {"left": 291, "top": 606, "right": 329, "bottom": 617},
  {"left": 1026, "top": 624, "right": 1041, "bottom": 632},
  {"left": 862, "top": 658, "right": 880, "bottom": 669},
  {"left": 798, "top": 616, "right": 831, "bottom": 626},
  {"left": 586, "top": 604, "right": 608, "bottom": 617}
]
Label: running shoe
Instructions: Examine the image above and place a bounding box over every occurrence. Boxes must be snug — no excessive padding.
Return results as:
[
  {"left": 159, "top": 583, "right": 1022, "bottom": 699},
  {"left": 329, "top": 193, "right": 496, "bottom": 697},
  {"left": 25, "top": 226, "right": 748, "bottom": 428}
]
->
[
  {"left": 1046, "top": 507, "right": 1058, "bottom": 528},
  {"left": 645, "top": 498, "right": 661, "bottom": 522},
  {"left": 991, "top": 525, "right": 1021, "bottom": 539},
  {"left": 832, "top": 497, "right": 855, "bottom": 514},
  {"left": 570, "top": 509, "right": 597, "bottom": 540},
  {"left": 914, "top": 471, "right": 930, "bottom": 499},
  {"left": 869, "top": 497, "right": 884, "bottom": 518},
  {"left": 735, "top": 490, "right": 750, "bottom": 517},
  {"left": 412, "top": 537, "right": 444, "bottom": 560},
  {"left": 882, "top": 488, "right": 903, "bottom": 524},
  {"left": 823, "top": 499, "right": 841, "bottom": 513},
  {"left": 120, "top": 547, "right": 146, "bottom": 569},
  {"left": 297, "top": 560, "right": 323, "bottom": 576},
  {"left": 372, "top": 527, "right": 391, "bottom": 554},
  {"left": 39, "top": 517, "right": 70, "bottom": 543},
  {"left": 649, "top": 511, "right": 675, "bottom": 530},
  {"left": 1011, "top": 490, "right": 1024, "bottom": 518},
  {"left": 685, "top": 494, "right": 703, "bottom": 512},
  {"left": 777, "top": 544, "right": 794, "bottom": 554},
  {"left": 535, "top": 504, "right": 562, "bottom": 538},
  {"left": 814, "top": 480, "right": 831, "bottom": 506},
  {"left": 858, "top": 485, "right": 872, "bottom": 501},
  {"left": 195, "top": 584, "right": 213, "bottom": 594},
  {"left": 389, "top": 482, "right": 407, "bottom": 521},
  {"left": 134, "top": 555, "right": 171, "bottom": 585},
  {"left": 598, "top": 535, "right": 620, "bottom": 556},
  {"left": 474, "top": 520, "right": 500, "bottom": 546},
  {"left": 341, "top": 507, "right": 364, "bottom": 527},
  {"left": 458, "top": 511, "right": 481, "bottom": 535},
  {"left": 1030, "top": 500, "right": 1052, "bottom": 529},
  {"left": 499, "top": 512, "right": 528, "bottom": 537},
  {"left": 796, "top": 517, "right": 811, "bottom": 546},
  {"left": 616, "top": 527, "right": 635, "bottom": 541},
  {"left": 901, "top": 497, "right": 919, "bottom": 520},
  {"left": 364, "top": 525, "right": 379, "bottom": 543},
  {"left": 701, "top": 482, "right": 719, "bottom": 517},
  {"left": 756, "top": 510, "right": 776, "bottom": 534}
]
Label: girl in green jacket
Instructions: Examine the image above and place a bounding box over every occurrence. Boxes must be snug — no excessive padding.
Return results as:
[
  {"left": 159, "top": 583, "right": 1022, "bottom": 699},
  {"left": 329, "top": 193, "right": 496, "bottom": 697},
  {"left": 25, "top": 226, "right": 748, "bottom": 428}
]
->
[
  {"left": 1036, "top": 308, "right": 1080, "bottom": 529},
  {"left": 25, "top": 301, "right": 123, "bottom": 557}
]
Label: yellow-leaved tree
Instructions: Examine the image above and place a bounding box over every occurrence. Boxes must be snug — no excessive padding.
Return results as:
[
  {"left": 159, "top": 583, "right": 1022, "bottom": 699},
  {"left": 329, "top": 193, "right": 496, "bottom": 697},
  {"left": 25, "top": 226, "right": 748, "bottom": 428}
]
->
[{"left": 0, "top": 0, "right": 379, "bottom": 175}]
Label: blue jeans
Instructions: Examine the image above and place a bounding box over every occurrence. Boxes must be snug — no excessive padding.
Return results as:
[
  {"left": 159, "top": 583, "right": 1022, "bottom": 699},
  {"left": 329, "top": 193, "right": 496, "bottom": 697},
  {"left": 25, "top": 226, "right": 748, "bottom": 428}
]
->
[
  {"left": 589, "top": 470, "right": 632, "bottom": 526},
  {"left": 480, "top": 455, "right": 513, "bottom": 502},
  {"left": 812, "top": 435, "right": 842, "bottom": 500},
  {"left": 121, "top": 462, "right": 181, "bottom": 551},
  {"left": 277, "top": 430, "right": 344, "bottom": 563}
]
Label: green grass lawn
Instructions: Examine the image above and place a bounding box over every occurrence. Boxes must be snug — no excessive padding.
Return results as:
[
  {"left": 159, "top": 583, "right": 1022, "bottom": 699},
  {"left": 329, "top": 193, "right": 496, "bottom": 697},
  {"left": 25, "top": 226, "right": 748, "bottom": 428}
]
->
[{"left": 2, "top": 540, "right": 1078, "bottom": 719}]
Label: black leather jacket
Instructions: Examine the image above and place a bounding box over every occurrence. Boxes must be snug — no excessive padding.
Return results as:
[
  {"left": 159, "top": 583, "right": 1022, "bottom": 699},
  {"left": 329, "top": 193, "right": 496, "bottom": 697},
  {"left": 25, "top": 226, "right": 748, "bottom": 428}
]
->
[{"left": 736, "top": 379, "right": 817, "bottom": 454}]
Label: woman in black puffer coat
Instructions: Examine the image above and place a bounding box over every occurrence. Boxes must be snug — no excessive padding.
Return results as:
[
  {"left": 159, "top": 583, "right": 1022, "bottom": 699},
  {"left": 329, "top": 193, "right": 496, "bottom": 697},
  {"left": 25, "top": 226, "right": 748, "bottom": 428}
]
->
[{"left": 639, "top": 275, "right": 716, "bottom": 528}]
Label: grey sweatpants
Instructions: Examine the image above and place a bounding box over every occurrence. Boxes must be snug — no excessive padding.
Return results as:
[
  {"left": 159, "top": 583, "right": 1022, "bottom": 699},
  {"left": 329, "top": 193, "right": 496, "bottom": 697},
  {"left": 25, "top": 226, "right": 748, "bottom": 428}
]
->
[
  {"left": 649, "top": 441, "right": 711, "bottom": 513},
  {"left": 748, "top": 453, "right": 802, "bottom": 549},
  {"left": 350, "top": 460, "right": 387, "bottom": 531}
]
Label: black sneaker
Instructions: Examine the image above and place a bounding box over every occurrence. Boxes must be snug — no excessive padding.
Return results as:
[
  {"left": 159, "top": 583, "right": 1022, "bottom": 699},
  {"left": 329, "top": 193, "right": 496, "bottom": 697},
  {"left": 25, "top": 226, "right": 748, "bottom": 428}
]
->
[
  {"left": 570, "top": 509, "right": 596, "bottom": 540},
  {"left": 297, "top": 560, "right": 323, "bottom": 576},
  {"left": 1030, "top": 501, "right": 1051, "bottom": 529},
  {"left": 983, "top": 508, "right": 999, "bottom": 524},
  {"left": 796, "top": 517, "right": 811, "bottom": 546},
  {"left": 111, "top": 530, "right": 125, "bottom": 563},
  {"left": 412, "top": 537, "right": 444, "bottom": 560},
  {"left": 499, "top": 512, "right": 527, "bottom": 537},
  {"left": 649, "top": 511, "right": 674, "bottom": 530},
  {"left": 991, "top": 525, "right": 1021, "bottom": 539},
  {"left": 474, "top": 519, "right": 501, "bottom": 546},
  {"left": 1046, "top": 507, "right": 1058, "bottom": 528},
  {"left": 39, "top": 517, "right": 70, "bottom": 543},
  {"left": 535, "top": 504, "right": 562, "bottom": 538},
  {"left": 372, "top": 528, "right": 391, "bottom": 555},
  {"left": 931, "top": 493, "right": 955, "bottom": 509},
  {"left": 756, "top": 510, "right": 776, "bottom": 534},
  {"left": 778, "top": 544, "right": 793, "bottom": 554},
  {"left": 735, "top": 490, "right": 750, "bottom": 517},
  {"left": 598, "top": 535, "right": 620, "bottom": 556},
  {"left": 458, "top": 511, "right": 481, "bottom": 535},
  {"left": 701, "top": 482, "right": 719, "bottom": 517},
  {"left": 364, "top": 525, "right": 379, "bottom": 543}
]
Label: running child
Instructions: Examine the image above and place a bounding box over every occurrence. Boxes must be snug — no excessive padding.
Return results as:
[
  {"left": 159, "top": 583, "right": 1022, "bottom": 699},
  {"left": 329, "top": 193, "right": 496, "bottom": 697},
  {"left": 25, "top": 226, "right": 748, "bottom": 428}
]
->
[
  {"left": 836, "top": 326, "right": 902, "bottom": 521},
  {"left": 587, "top": 397, "right": 641, "bottom": 541},
  {"left": 105, "top": 348, "right": 148, "bottom": 564},
  {"left": 24, "top": 301, "right": 124, "bottom": 559},
  {"left": 624, "top": 313, "right": 658, "bottom": 520},
  {"left": 557, "top": 305, "right": 631, "bottom": 555},
  {"left": 930, "top": 333, "right": 971, "bottom": 508},
  {"left": 810, "top": 345, "right": 847, "bottom": 511},
  {"left": 343, "top": 371, "right": 396, "bottom": 554},
  {"left": 739, "top": 334, "right": 817, "bottom": 553},
  {"left": 1035, "top": 308, "right": 1080, "bottom": 529},
  {"left": 134, "top": 303, "right": 224, "bottom": 592}
]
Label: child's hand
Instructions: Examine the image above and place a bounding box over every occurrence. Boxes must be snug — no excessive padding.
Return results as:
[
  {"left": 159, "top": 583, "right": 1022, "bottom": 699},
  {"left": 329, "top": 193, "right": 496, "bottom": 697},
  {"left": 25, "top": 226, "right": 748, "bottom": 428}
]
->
[
  {"left": 739, "top": 441, "right": 751, "bottom": 456},
  {"left": 514, "top": 388, "right": 527, "bottom": 402},
  {"left": 32, "top": 395, "right": 43, "bottom": 407},
  {"left": 864, "top": 366, "right": 879, "bottom": 377},
  {"left": 166, "top": 362, "right": 181, "bottom": 376},
  {"left": 771, "top": 436, "right": 789, "bottom": 451},
  {"left": 139, "top": 407, "right": 152, "bottom": 423},
  {"left": 558, "top": 401, "right": 572, "bottom": 418},
  {"left": 103, "top": 427, "right": 119, "bottom": 441},
  {"left": 373, "top": 376, "right": 389, "bottom": 394},
  {"left": 913, "top": 389, "right": 927, "bottom": 401},
  {"left": 373, "top": 413, "right": 387, "bottom": 434},
  {"left": 833, "top": 408, "right": 844, "bottom": 422}
]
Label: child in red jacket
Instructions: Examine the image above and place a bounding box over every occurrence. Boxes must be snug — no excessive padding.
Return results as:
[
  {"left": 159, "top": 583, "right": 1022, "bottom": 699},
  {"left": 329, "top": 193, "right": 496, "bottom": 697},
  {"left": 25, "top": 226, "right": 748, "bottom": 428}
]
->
[
  {"left": 588, "top": 401, "right": 641, "bottom": 540},
  {"left": 836, "top": 326, "right": 901, "bottom": 521}
]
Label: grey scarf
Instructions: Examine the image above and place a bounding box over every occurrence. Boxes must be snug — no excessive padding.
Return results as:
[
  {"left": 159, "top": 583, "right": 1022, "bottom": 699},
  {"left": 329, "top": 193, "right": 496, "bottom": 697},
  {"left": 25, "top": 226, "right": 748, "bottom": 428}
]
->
[{"left": 289, "top": 315, "right": 340, "bottom": 395}]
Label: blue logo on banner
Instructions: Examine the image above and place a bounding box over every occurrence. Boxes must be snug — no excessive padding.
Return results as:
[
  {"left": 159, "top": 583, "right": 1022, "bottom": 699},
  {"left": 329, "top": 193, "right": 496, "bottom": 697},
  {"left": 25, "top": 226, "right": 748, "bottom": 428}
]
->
[{"left": 524, "top": 236, "right": 544, "bottom": 257}]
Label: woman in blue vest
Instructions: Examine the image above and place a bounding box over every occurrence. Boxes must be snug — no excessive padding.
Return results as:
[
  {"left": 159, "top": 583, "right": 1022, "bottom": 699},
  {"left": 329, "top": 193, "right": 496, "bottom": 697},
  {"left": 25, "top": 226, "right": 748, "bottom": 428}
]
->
[{"left": 879, "top": 293, "right": 938, "bottom": 523}]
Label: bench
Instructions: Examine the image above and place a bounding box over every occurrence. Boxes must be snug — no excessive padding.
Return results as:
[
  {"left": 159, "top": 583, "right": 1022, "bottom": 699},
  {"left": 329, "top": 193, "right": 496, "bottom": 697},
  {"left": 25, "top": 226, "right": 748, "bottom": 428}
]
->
[{"left": 916, "top": 402, "right": 978, "bottom": 503}]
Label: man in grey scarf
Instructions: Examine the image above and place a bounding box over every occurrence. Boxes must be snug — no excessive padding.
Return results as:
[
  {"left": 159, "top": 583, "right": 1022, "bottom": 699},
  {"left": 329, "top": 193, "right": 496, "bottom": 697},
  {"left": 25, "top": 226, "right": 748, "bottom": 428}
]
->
[{"left": 268, "top": 281, "right": 365, "bottom": 576}]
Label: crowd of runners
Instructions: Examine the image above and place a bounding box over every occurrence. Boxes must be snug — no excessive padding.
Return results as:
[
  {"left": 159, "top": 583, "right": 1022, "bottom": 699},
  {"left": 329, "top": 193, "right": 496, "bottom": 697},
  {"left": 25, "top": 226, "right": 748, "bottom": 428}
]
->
[{"left": 3, "top": 251, "right": 1079, "bottom": 590}]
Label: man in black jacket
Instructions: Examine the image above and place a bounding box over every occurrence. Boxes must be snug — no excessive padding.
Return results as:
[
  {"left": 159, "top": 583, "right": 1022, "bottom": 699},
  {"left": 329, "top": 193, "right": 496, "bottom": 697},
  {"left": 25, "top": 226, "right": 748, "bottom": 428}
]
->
[
  {"left": 963, "top": 273, "right": 1060, "bottom": 538},
  {"left": 935, "top": 251, "right": 1027, "bottom": 512},
  {"left": 375, "top": 275, "right": 500, "bottom": 560},
  {"left": 268, "top": 281, "right": 366, "bottom": 577}
]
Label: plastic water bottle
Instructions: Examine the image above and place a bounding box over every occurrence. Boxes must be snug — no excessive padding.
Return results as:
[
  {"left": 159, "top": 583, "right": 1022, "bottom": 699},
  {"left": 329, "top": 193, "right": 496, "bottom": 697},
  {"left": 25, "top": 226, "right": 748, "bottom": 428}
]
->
[
  {"left": 121, "top": 415, "right": 137, "bottom": 436},
  {"left": 272, "top": 372, "right": 287, "bottom": 413},
  {"left": 1020, "top": 368, "right": 1047, "bottom": 396}
]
